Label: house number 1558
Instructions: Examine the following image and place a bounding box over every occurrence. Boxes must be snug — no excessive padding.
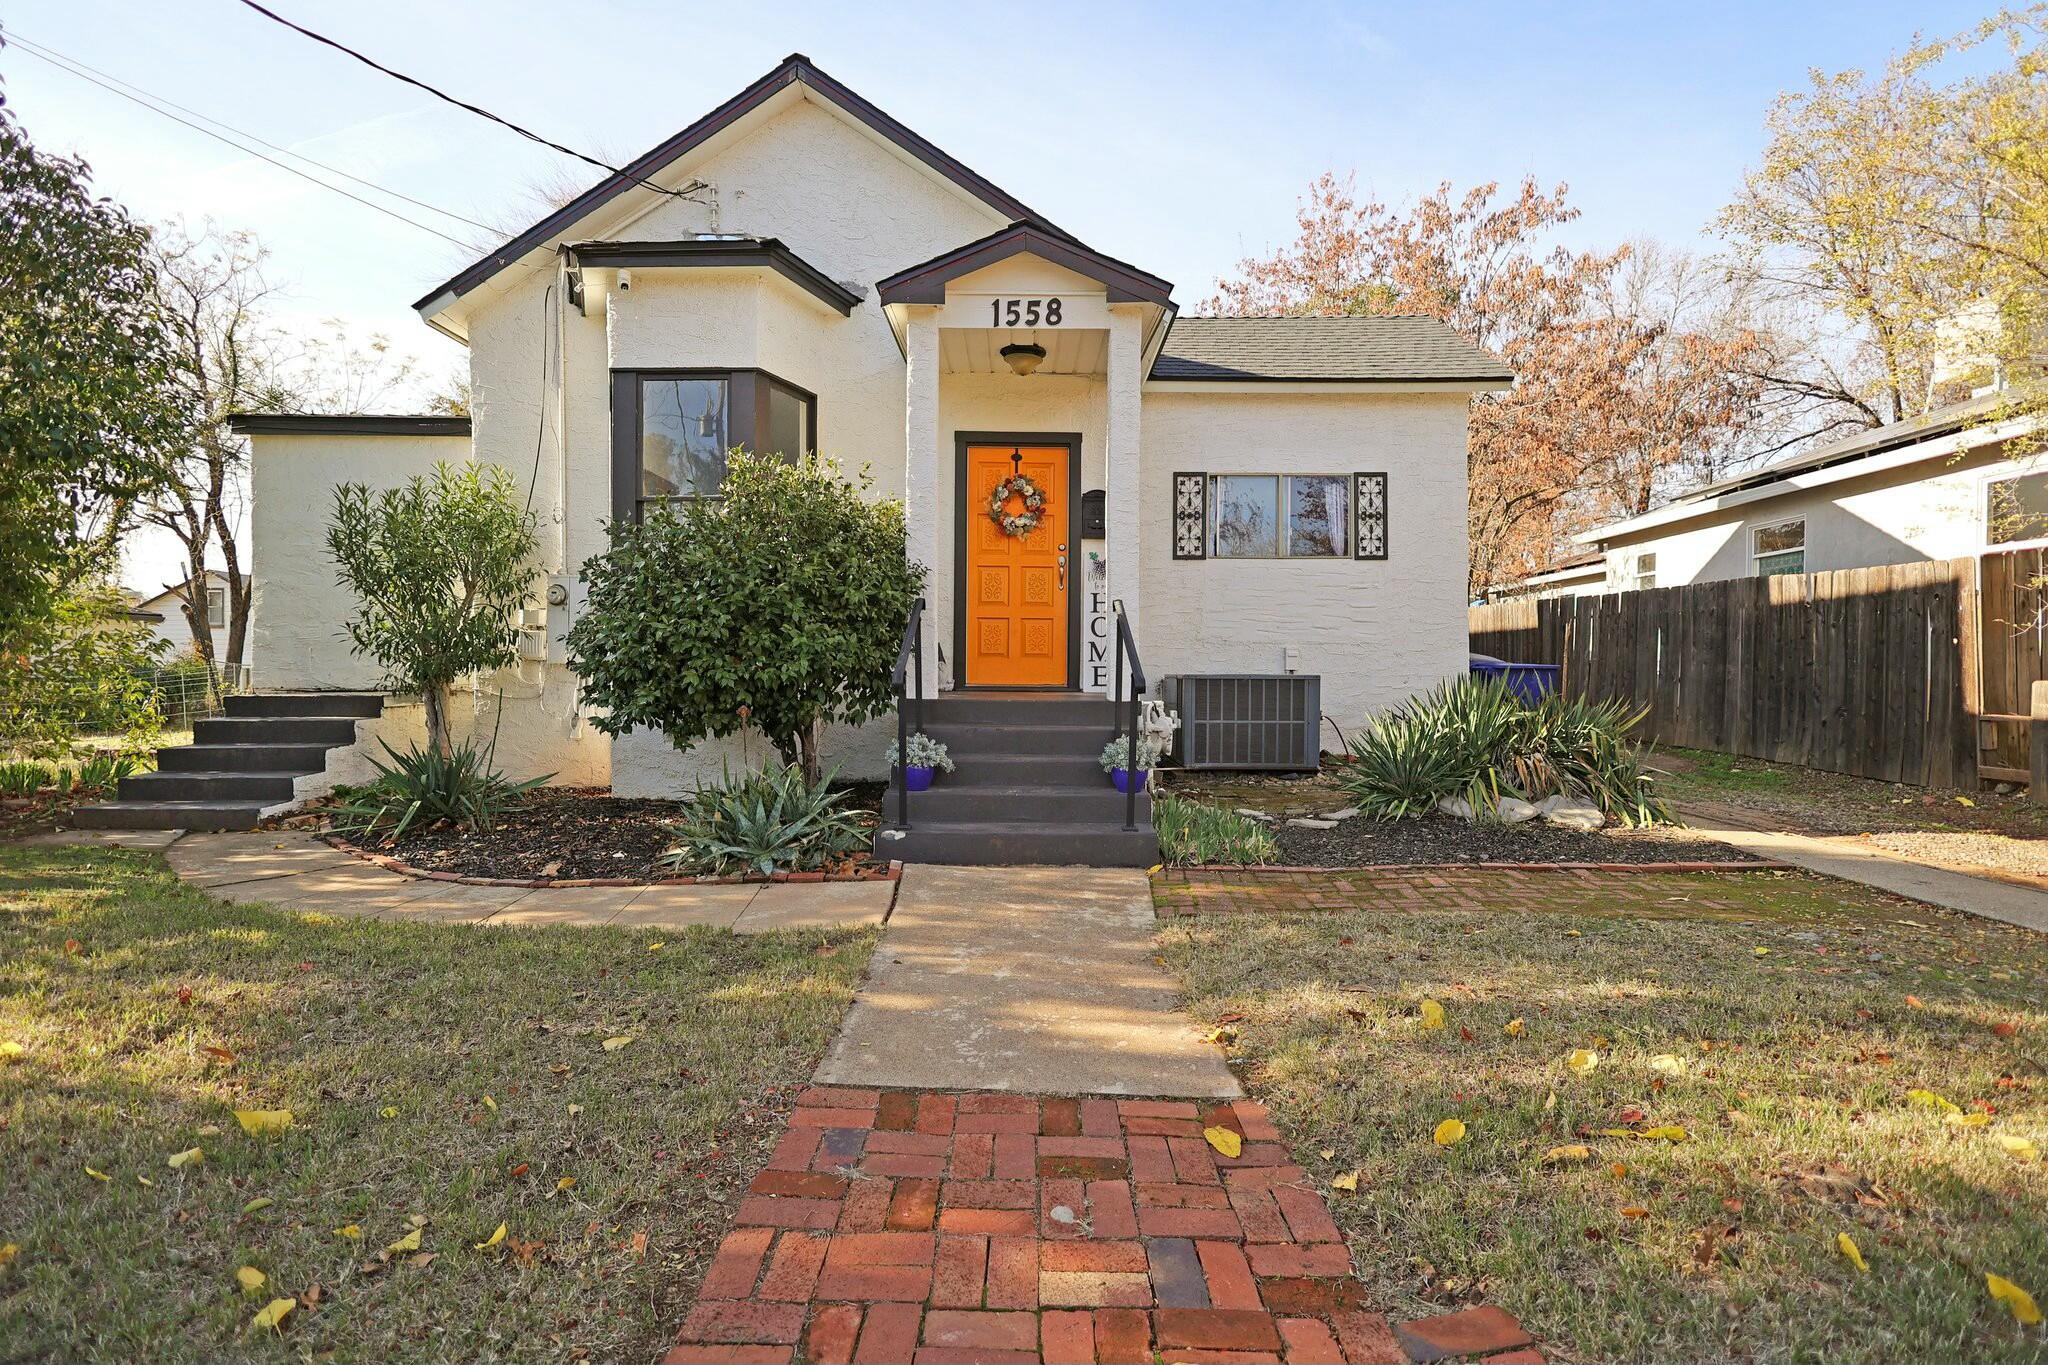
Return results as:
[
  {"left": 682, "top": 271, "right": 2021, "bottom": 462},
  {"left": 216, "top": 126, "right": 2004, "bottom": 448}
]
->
[{"left": 991, "top": 297, "right": 1064, "bottom": 327}]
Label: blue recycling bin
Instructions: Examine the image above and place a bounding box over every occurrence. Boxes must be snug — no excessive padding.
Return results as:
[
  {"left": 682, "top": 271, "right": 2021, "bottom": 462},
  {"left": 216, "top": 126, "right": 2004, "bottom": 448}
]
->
[{"left": 1469, "top": 653, "right": 1560, "bottom": 706}]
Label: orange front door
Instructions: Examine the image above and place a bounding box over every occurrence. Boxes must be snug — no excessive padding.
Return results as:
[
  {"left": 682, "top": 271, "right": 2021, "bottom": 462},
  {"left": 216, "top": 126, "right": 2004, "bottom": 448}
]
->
[{"left": 964, "top": 444, "right": 1069, "bottom": 687}]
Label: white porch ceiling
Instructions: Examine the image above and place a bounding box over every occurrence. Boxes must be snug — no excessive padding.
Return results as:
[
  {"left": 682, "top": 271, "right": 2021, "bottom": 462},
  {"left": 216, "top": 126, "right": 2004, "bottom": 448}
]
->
[{"left": 938, "top": 327, "right": 1108, "bottom": 376}]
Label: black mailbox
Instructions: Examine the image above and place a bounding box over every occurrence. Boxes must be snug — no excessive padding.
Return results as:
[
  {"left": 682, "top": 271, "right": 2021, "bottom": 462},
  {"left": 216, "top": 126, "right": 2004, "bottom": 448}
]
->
[{"left": 1080, "top": 488, "right": 1106, "bottom": 539}]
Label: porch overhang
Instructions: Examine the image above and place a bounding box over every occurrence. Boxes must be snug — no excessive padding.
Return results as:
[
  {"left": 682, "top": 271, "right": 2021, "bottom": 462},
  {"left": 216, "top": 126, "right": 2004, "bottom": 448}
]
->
[{"left": 564, "top": 237, "right": 861, "bottom": 316}]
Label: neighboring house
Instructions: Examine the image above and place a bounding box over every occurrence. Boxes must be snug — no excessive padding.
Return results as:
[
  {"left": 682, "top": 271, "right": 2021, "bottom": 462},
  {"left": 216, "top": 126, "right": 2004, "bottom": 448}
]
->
[
  {"left": 128, "top": 571, "right": 236, "bottom": 663},
  {"left": 232, "top": 53, "right": 1509, "bottom": 797},
  {"left": 1581, "top": 393, "right": 2045, "bottom": 590},
  {"left": 1481, "top": 550, "right": 1607, "bottom": 603}
]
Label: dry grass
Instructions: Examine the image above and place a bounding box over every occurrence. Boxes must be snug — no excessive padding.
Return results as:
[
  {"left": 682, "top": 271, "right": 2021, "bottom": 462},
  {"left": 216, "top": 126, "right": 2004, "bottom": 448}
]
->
[
  {"left": 0, "top": 843, "right": 876, "bottom": 1362},
  {"left": 1158, "top": 871, "right": 2048, "bottom": 1363}
]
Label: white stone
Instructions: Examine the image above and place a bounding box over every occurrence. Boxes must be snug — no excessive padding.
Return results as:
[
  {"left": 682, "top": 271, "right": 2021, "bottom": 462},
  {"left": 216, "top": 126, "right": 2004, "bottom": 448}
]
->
[
  {"left": 1543, "top": 798, "right": 1607, "bottom": 831},
  {"left": 1497, "top": 797, "right": 1540, "bottom": 824},
  {"left": 1286, "top": 817, "right": 1339, "bottom": 830},
  {"left": 1436, "top": 796, "right": 1475, "bottom": 821},
  {"left": 1234, "top": 807, "right": 1274, "bottom": 822},
  {"left": 1319, "top": 807, "right": 1360, "bottom": 821}
]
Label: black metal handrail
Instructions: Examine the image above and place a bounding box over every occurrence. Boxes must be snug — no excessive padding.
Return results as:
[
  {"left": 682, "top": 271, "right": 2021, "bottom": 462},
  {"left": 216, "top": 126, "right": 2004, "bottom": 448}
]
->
[
  {"left": 890, "top": 596, "right": 926, "bottom": 830},
  {"left": 1111, "top": 599, "right": 1147, "bottom": 832}
]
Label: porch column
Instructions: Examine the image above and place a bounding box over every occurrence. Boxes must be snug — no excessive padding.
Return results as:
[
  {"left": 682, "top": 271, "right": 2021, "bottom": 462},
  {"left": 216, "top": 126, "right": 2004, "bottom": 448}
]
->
[
  {"left": 903, "top": 308, "right": 943, "bottom": 695},
  {"left": 1105, "top": 305, "right": 1145, "bottom": 658}
]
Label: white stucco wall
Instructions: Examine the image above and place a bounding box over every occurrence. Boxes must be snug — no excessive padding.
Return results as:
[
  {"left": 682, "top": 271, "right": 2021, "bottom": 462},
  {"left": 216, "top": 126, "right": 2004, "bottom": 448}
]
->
[
  {"left": 1137, "top": 390, "right": 1473, "bottom": 732},
  {"left": 1600, "top": 438, "right": 2029, "bottom": 586}
]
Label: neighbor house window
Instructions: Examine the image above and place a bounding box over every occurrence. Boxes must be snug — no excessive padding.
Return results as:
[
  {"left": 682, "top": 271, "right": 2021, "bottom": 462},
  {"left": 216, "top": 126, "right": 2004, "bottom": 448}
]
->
[
  {"left": 1210, "top": 475, "right": 1349, "bottom": 558},
  {"left": 205, "top": 586, "right": 226, "bottom": 629},
  {"left": 1631, "top": 552, "right": 1657, "bottom": 590},
  {"left": 1986, "top": 471, "right": 2048, "bottom": 546},
  {"left": 610, "top": 369, "right": 817, "bottom": 522},
  {"left": 1751, "top": 518, "right": 1805, "bottom": 576}
]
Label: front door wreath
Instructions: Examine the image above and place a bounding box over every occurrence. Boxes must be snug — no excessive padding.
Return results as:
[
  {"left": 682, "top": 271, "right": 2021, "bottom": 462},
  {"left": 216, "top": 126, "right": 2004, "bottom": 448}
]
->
[{"left": 988, "top": 472, "right": 1047, "bottom": 537}]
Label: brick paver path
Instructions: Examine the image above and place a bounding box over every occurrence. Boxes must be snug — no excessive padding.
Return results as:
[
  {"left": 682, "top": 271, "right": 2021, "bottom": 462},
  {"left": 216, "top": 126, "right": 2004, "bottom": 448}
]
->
[
  {"left": 665, "top": 1086, "right": 1539, "bottom": 1364},
  {"left": 1151, "top": 866, "right": 1782, "bottom": 918}
]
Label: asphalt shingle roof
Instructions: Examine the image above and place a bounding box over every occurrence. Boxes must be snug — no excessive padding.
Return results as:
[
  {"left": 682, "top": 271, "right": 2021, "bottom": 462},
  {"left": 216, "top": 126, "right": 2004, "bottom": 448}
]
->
[{"left": 1150, "top": 315, "right": 1512, "bottom": 384}]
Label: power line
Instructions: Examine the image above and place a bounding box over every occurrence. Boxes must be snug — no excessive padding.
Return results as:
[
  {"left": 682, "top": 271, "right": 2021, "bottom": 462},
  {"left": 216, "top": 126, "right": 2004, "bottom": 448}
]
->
[
  {"left": 229, "top": 0, "right": 682, "bottom": 199},
  {"left": 4, "top": 35, "right": 480, "bottom": 249},
  {"left": 4, "top": 29, "right": 499, "bottom": 235}
]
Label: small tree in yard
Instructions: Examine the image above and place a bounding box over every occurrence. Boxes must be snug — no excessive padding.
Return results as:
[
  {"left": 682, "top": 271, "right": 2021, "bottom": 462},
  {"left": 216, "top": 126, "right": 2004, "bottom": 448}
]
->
[
  {"left": 326, "top": 463, "right": 538, "bottom": 756},
  {"left": 569, "top": 453, "right": 925, "bottom": 781}
]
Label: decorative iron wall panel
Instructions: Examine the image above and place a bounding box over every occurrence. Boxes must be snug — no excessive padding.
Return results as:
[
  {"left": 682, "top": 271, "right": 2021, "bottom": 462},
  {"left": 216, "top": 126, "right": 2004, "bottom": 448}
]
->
[
  {"left": 1172, "top": 471, "right": 1207, "bottom": 560},
  {"left": 1354, "top": 472, "right": 1388, "bottom": 561}
]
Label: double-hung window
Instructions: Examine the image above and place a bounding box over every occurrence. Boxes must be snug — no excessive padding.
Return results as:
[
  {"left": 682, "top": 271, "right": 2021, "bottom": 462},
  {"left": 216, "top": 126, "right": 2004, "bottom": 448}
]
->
[
  {"left": 1210, "top": 474, "right": 1350, "bottom": 559},
  {"left": 1985, "top": 471, "right": 2048, "bottom": 546},
  {"left": 205, "top": 586, "right": 226, "bottom": 629},
  {"left": 611, "top": 368, "right": 817, "bottom": 522},
  {"left": 1751, "top": 519, "right": 1805, "bottom": 577},
  {"left": 1631, "top": 552, "right": 1657, "bottom": 590}
]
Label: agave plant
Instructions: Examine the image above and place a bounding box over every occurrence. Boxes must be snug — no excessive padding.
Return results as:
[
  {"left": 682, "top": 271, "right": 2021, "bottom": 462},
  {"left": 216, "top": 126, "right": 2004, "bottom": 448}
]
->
[
  {"left": 658, "top": 763, "right": 869, "bottom": 878},
  {"left": 329, "top": 739, "right": 550, "bottom": 841}
]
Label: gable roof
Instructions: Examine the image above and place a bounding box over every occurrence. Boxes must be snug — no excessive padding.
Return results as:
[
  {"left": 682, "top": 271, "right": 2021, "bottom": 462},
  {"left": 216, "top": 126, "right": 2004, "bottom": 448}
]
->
[
  {"left": 567, "top": 237, "right": 862, "bottom": 314},
  {"left": 876, "top": 222, "right": 1172, "bottom": 306},
  {"left": 414, "top": 53, "right": 1074, "bottom": 316},
  {"left": 1149, "top": 316, "right": 1513, "bottom": 384}
]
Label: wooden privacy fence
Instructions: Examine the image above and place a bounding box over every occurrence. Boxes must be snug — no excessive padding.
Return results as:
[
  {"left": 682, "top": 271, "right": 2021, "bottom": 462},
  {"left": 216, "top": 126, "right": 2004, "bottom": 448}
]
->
[{"left": 1468, "top": 559, "right": 1981, "bottom": 788}]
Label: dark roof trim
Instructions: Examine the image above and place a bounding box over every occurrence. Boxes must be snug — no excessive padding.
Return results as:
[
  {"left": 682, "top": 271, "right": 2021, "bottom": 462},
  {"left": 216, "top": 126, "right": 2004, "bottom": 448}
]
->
[
  {"left": 227, "top": 414, "right": 471, "bottom": 436},
  {"left": 415, "top": 53, "right": 1070, "bottom": 314},
  {"left": 876, "top": 221, "right": 1173, "bottom": 306},
  {"left": 1143, "top": 370, "right": 1513, "bottom": 384},
  {"left": 567, "top": 238, "right": 860, "bottom": 315}
]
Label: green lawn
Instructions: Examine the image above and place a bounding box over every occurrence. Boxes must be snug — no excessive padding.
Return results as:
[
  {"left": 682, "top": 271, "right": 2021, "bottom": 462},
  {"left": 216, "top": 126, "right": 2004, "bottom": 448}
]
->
[
  {"left": 0, "top": 844, "right": 876, "bottom": 1362},
  {"left": 1159, "top": 872, "right": 2048, "bottom": 1363}
]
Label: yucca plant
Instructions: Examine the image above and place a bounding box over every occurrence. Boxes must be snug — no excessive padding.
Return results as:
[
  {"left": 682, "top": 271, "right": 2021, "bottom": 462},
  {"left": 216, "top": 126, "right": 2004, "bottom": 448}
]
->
[
  {"left": 0, "top": 761, "right": 48, "bottom": 798},
  {"left": 1337, "top": 710, "right": 1468, "bottom": 820},
  {"left": 657, "top": 763, "right": 869, "bottom": 878},
  {"left": 72, "top": 753, "right": 141, "bottom": 795},
  {"left": 1152, "top": 794, "right": 1279, "bottom": 866},
  {"left": 329, "top": 738, "right": 550, "bottom": 841}
]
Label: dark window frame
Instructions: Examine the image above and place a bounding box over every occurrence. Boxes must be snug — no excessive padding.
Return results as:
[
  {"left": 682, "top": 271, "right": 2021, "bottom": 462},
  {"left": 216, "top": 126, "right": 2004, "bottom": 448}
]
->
[
  {"left": 610, "top": 367, "right": 818, "bottom": 523},
  {"left": 1206, "top": 473, "right": 1353, "bottom": 560}
]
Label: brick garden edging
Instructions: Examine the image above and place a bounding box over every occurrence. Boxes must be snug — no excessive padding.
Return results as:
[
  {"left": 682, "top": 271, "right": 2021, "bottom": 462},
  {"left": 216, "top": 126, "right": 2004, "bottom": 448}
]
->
[
  {"left": 1173, "top": 860, "right": 1789, "bottom": 875},
  {"left": 1153, "top": 864, "right": 1803, "bottom": 919},
  {"left": 319, "top": 832, "right": 901, "bottom": 890},
  {"left": 666, "top": 1085, "right": 1543, "bottom": 1364}
]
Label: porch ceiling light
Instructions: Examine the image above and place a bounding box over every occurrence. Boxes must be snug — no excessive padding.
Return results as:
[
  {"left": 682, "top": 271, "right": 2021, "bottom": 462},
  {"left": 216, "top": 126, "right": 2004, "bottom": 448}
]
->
[{"left": 1000, "top": 342, "right": 1047, "bottom": 377}]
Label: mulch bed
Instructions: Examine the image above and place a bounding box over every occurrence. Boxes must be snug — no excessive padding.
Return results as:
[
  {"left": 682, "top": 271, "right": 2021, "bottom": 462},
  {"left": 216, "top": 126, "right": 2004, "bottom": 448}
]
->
[
  {"left": 287, "top": 783, "right": 884, "bottom": 883},
  {"left": 1274, "top": 810, "right": 1760, "bottom": 868}
]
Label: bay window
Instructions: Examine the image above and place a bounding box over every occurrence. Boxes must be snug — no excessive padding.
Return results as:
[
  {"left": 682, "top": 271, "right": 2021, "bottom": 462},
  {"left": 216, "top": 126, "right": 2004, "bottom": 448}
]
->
[{"left": 611, "top": 368, "right": 817, "bottom": 522}]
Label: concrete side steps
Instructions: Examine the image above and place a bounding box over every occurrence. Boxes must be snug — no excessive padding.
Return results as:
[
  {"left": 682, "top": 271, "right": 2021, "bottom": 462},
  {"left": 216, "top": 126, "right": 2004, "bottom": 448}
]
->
[
  {"left": 73, "top": 692, "right": 384, "bottom": 832},
  {"left": 877, "top": 821, "right": 1159, "bottom": 867}
]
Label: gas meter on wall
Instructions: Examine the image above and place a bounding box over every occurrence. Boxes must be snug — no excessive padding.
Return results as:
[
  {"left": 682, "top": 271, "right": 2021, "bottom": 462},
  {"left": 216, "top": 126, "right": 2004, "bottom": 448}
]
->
[{"left": 544, "top": 576, "right": 578, "bottom": 664}]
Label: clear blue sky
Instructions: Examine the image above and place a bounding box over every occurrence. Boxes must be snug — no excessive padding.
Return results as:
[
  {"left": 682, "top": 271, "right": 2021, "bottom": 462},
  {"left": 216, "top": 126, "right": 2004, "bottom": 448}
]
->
[{"left": 0, "top": 0, "right": 1996, "bottom": 586}]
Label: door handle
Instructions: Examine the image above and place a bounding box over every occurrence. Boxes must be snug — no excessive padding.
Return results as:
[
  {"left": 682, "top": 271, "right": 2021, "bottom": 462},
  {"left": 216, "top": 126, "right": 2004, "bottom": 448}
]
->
[{"left": 1057, "top": 553, "right": 1067, "bottom": 591}]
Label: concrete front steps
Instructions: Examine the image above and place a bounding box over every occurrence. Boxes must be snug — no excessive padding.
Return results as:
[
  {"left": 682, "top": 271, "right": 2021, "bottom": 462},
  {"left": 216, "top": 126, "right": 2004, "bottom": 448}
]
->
[
  {"left": 73, "top": 692, "right": 384, "bottom": 832},
  {"left": 875, "top": 691, "right": 1160, "bottom": 867}
]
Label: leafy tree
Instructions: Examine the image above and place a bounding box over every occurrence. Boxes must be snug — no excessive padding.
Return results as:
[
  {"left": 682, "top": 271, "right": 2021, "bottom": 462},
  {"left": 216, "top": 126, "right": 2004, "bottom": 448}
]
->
[
  {"left": 0, "top": 583, "right": 166, "bottom": 759},
  {"left": 569, "top": 453, "right": 925, "bottom": 781},
  {"left": 0, "top": 95, "right": 186, "bottom": 651},
  {"left": 325, "top": 463, "right": 539, "bottom": 756}
]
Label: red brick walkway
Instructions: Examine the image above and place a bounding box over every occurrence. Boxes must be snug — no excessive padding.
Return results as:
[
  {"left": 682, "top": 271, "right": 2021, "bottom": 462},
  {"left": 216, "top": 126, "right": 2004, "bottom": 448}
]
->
[{"left": 666, "top": 1087, "right": 1539, "bottom": 1364}]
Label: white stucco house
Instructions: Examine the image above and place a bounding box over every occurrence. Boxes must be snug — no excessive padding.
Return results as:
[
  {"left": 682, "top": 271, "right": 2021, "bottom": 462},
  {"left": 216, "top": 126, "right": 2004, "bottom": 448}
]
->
[
  {"left": 126, "top": 570, "right": 239, "bottom": 664},
  {"left": 228, "top": 53, "right": 1509, "bottom": 813},
  {"left": 1580, "top": 394, "right": 2046, "bottom": 591}
]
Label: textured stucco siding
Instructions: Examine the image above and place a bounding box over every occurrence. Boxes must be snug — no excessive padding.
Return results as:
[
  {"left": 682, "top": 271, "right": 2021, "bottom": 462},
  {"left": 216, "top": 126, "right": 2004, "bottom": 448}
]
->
[
  {"left": 1599, "top": 438, "right": 2023, "bottom": 586},
  {"left": 1136, "top": 390, "right": 1472, "bottom": 732}
]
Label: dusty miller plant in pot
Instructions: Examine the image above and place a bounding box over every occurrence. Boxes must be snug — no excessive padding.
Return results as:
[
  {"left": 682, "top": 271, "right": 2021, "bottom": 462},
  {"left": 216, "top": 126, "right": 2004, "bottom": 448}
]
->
[
  {"left": 568, "top": 452, "right": 926, "bottom": 782},
  {"left": 885, "top": 733, "right": 954, "bottom": 791}
]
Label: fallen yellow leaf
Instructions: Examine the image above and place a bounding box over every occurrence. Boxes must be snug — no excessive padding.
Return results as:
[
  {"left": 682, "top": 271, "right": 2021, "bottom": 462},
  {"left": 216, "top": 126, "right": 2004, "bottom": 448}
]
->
[
  {"left": 1837, "top": 1232, "right": 1868, "bottom": 1273},
  {"left": 1202, "top": 1026, "right": 1237, "bottom": 1045},
  {"left": 1956, "top": 795, "right": 1977, "bottom": 808},
  {"left": 0, "top": 1041, "right": 24, "bottom": 1063},
  {"left": 1988, "top": 1273, "right": 2043, "bottom": 1325},
  {"left": 385, "top": 1228, "right": 422, "bottom": 1255},
  {"left": 1638, "top": 1126, "right": 1689, "bottom": 1142},
  {"left": 481, "top": 1095, "right": 497, "bottom": 1112},
  {"left": 1567, "top": 1048, "right": 1599, "bottom": 1075},
  {"left": 554, "top": 1177, "right": 577, "bottom": 1194},
  {"left": 1649, "top": 1054, "right": 1687, "bottom": 1077},
  {"left": 1541, "top": 1144, "right": 1592, "bottom": 1164},
  {"left": 1906, "top": 1088, "right": 1960, "bottom": 1114},
  {"left": 1433, "top": 1118, "right": 1467, "bottom": 1147},
  {"left": 236, "top": 1265, "right": 267, "bottom": 1296},
  {"left": 601, "top": 1036, "right": 634, "bottom": 1052},
  {"left": 167, "top": 1147, "right": 203, "bottom": 1169},
  {"left": 1995, "top": 1134, "right": 2039, "bottom": 1160},
  {"left": 241, "top": 1197, "right": 273, "bottom": 1214},
  {"left": 1620, "top": 1205, "right": 1649, "bottom": 1219},
  {"left": 1504, "top": 1017, "right": 1526, "bottom": 1038},
  {"left": 1419, "top": 999, "right": 1446, "bottom": 1030},
  {"left": 474, "top": 1222, "right": 507, "bottom": 1250},
  {"left": 380, "top": 1106, "right": 399, "bottom": 1119},
  {"left": 249, "top": 1298, "right": 295, "bottom": 1333},
  {"left": 136, "top": 1175, "right": 154, "bottom": 1188},
  {"left": 1947, "top": 1112, "right": 1992, "bottom": 1128},
  {"left": 1610, "top": 1162, "right": 1628, "bottom": 1178},
  {"left": 85, "top": 1166, "right": 111, "bottom": 1183},
  {"left": 1753, "top": 946, "right": 1771, "bottom": 956},
  {"left": 1202, "top": 1126, "right": 1243, "bottom": 1158},
  {"left": 0, "top": 1243, "right": 18, "bottom": 1267},
  {"left": 334, "top": 1225, "right": 362, "bottom": 1240},
  {"left": 234, "top": 1109, "right": 293, "bottom": 1138},
  {"left": 647, "top": 941, "right": 666, "bottom": 952},
  {"left": 566, "top": 1104, "right": 583, "bottom": 1118},
  {"left": 1330, "top": 1170, "right": 1359, "bottom": 1192}
]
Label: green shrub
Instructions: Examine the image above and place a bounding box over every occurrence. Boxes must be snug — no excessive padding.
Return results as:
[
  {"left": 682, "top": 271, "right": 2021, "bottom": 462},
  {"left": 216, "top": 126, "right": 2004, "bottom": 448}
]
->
[
  {"left": 0, "top": 585, "right": 165, "bottom": 758},
  {"left": 72, "top": 753, "right": 139, "bottom": 794},
  {"left": 657, "top": 763, "right": 869, "bottom": 878},
  {"left": 330, "top": 738, "right": 550, "bottom": 841},
  {"left": 1338, "top": 676, "right": 1669, "bottom": 826},
  {"left": 1153, "top": 794, "right": 1279, "bottom": 866},
  {"left": 0, "top": 761, "right": 47, "bottom": 798}
]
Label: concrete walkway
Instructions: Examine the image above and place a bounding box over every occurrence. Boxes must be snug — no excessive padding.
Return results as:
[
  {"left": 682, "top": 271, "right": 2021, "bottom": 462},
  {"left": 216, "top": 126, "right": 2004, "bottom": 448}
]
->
[
  {"left": 38, "top": 829, "right": 893, "bottom": 934},
  {"left": 1682, "top": 808, "right": 2048, "bottom": 933},
  {"left": 817, "top": 865, "right": 1239, "bottom": 1098}
]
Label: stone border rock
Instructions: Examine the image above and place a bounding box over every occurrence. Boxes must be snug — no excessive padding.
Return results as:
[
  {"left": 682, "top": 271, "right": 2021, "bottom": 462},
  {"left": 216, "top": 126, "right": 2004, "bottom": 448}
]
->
[
  {"left": 1170, "top": 859, "right": 1793, "bottom": 874},
  {"left": 319, "top": 832, "right": 901, "bottom": 889}
]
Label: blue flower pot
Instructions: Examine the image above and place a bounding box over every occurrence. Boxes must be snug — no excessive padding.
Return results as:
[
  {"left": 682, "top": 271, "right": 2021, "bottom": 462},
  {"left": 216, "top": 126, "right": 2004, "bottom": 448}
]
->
[
  {"left": 903, "top": 764, "right": 935, "bottom": 792},
  {"left": 1110, "top": 767, "right": 1147, "bottom": 794}
]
